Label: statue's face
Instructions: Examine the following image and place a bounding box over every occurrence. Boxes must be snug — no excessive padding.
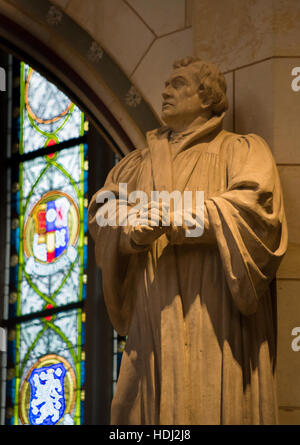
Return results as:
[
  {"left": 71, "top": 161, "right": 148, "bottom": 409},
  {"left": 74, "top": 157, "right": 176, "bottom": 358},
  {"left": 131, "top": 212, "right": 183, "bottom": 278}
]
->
[{"left": 161, "top": 65, "right": 207, "bottom": 130}]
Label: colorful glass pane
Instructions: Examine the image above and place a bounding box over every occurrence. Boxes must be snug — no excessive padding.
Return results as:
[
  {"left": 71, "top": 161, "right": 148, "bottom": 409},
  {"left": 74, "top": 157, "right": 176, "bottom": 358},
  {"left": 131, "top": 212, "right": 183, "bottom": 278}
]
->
[
  {"left": 15, "top": 309, "right": 85, "bottom": 425},
  {"left": 6, "top": 61, "right": 88, "bottom": 425},
  {"left": 22, "top": 64, "right": 82, "bottom": 153}
]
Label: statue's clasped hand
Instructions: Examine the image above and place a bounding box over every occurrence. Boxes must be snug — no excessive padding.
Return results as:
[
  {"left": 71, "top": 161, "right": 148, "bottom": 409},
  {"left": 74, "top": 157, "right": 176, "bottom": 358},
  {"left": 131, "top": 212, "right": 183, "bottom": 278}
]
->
[{"left": 129, "top": 200, "right": 171, "bottom": 246}]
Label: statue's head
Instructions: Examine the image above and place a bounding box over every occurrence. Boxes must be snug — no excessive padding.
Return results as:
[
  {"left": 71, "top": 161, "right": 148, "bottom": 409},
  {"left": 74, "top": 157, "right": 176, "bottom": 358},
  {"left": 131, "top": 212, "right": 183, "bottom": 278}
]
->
[{"left": 161, "top": 56, "right": 228, "bottom": 131}]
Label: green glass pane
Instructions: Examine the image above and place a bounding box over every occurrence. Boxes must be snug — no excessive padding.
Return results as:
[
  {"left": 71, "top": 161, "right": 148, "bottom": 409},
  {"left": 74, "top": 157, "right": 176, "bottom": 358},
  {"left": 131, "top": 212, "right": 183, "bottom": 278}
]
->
[
  {"left": 21, "top": 64, "right": 82, "bottom": 154},
  {"left": 16, "top": 309, "right": 85, "bottom": 425}
]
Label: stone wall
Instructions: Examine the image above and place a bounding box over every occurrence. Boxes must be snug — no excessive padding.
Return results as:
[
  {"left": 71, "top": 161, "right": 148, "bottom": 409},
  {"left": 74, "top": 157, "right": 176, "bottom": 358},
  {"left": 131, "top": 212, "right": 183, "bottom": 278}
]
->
[{"left": 194, "top": 0, "right": 300, "bottom": 424}]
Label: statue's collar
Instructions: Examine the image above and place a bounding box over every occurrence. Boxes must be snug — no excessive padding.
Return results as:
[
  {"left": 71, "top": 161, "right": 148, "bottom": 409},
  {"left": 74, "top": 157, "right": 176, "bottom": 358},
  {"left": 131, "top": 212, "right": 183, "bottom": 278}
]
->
[
  {"left": 147, "top": 112, "right": 226, "bottom": 148},
  {"left": 146, "top": 112, "right": 226, "bottom": 192}
]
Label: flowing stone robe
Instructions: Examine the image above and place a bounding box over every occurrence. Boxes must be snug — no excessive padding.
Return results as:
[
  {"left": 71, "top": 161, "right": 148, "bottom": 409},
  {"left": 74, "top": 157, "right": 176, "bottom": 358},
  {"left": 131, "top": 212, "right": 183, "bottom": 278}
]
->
[{"left": 88, "top": 113, "right": 287, "bottom": 425}]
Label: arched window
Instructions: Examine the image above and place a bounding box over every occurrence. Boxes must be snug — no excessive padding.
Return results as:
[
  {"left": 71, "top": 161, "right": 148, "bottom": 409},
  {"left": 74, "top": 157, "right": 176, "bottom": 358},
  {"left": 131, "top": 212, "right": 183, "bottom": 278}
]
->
[
  {"left": 4, "top": 57, "right": 88, "bottom": 425},
  {"left": 0, "top": 53, "right": 117, "bottom": 425}
]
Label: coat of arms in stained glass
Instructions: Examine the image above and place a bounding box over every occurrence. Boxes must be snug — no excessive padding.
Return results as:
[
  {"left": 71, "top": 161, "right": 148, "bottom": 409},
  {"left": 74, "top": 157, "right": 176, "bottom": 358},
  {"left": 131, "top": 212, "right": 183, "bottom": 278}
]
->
[{"left": 28, "top": 362, "right": 67, "bottom": 425}]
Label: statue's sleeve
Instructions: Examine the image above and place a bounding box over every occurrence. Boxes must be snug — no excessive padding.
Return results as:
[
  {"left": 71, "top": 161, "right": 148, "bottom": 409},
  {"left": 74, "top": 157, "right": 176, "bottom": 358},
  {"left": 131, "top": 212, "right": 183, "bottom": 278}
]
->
[
  {"left": 206, "top": 134, "right": 288, "bottom": 315},
  {"left": 87, "top": 149, "right": 145, "bottom": 335}
]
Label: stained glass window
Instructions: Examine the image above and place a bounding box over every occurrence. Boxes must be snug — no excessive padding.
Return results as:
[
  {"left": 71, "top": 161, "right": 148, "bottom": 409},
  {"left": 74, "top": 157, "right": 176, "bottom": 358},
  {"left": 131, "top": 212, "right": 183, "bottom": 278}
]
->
[
  {"left": 4, "top": 59, "right": 88, "bottom": 425},
  {"left": 112, "top": 332, "right": 126, "bottom": 394},
  {"left": 111, "top": 155, "right": 126, "bottom": 394}
]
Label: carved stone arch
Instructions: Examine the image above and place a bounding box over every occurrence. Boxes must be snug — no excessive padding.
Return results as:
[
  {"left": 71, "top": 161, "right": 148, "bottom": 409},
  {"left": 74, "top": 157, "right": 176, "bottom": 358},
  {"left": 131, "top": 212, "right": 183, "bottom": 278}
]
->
[{"left": 0, "top": 0, "right": 161, "bottom": 157}]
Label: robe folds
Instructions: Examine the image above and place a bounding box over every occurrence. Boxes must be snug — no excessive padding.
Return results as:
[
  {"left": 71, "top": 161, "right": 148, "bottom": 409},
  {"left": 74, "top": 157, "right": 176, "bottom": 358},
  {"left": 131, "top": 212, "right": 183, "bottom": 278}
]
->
[{"left": 88, "top": 113, "right": 288, "bottom": 425}]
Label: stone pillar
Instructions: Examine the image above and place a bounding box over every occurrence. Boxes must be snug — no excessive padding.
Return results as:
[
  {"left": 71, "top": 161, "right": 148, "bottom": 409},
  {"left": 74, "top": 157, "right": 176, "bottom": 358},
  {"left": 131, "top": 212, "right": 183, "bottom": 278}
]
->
[{"left": 193, "top": 0, "right": 300, "bottom": 424}]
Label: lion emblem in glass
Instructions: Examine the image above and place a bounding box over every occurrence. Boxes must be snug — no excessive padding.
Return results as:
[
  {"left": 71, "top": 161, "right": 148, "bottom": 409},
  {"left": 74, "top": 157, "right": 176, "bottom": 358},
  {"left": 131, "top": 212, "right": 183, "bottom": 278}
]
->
[{"left": 28, "top": 363, "right": 66, "bottom": 425}]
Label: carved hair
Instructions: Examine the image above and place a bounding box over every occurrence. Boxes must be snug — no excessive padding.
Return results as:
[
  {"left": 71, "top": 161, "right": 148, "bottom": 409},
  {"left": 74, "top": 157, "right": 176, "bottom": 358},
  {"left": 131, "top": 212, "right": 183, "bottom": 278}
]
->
[{"left": 173, "top": 56, "right": 228, "bottom": 116}]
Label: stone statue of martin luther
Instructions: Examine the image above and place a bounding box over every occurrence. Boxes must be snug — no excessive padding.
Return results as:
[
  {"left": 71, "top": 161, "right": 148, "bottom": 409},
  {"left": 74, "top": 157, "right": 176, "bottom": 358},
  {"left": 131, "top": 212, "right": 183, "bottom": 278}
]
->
[{"left": 88, "top": 56, "right": 288, "bottom": 425}]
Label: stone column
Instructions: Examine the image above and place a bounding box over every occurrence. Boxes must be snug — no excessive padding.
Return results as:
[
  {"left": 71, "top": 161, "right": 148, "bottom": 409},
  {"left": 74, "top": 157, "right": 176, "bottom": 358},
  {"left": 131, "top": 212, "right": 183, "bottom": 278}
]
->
[{"left": 193, "top": 0, "right": 300, "bottom": 424}]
